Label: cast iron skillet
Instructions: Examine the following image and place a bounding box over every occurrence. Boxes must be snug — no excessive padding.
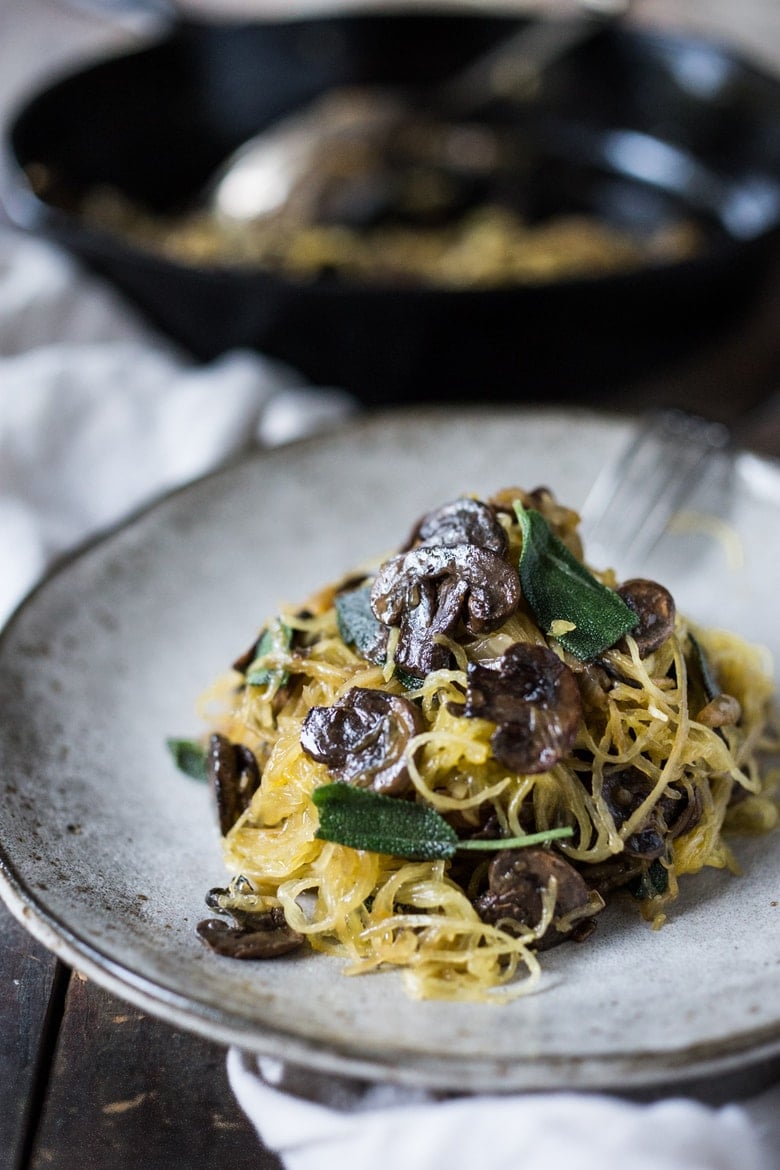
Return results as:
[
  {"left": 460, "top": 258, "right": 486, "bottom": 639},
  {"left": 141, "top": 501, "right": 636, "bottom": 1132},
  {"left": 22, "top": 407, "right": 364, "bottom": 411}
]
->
[{"left": 4, "top": 11, "right": 780, "bottom": 404}]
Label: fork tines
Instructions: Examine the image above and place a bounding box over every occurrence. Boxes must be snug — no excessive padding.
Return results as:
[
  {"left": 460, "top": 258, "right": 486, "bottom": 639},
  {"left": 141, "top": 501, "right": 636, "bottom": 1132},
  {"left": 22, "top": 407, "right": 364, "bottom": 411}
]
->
[{"left": 580, "top": 409, "right": 733, "bottom": 572}]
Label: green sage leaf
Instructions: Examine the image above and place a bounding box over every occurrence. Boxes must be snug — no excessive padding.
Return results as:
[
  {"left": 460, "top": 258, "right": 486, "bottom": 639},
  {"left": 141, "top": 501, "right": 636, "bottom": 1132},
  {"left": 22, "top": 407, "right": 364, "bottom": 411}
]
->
[
  {"left": 313, "top": 784, "right": 573, "bottom": 860},
  {"left": 335, "top": 585, "right": 385, "bottom": 664},
  {"left": 246, "top": 619, "right": 291, "bottom": 688},
  {"left": 166, "top": 737, "right": 208, "bottom": 782},
  {"left": 335, "top": 585, "right": 419, "bottom": 691},
  {"left": 630, "top": 857, "right": 669, "bottom": 901},
  {"left": 313, "top": 783, "right": 459, "bottom": 859},
  {"left": 515, "top": 504, "right": 637, "bottom": 661}
]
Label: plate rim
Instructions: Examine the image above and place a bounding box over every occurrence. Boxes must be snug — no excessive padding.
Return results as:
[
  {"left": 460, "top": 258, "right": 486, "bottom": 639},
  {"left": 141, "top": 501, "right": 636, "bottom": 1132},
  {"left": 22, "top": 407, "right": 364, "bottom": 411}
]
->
[{"left": 3, "top": 852, "right": 780, "bottom": 1098}]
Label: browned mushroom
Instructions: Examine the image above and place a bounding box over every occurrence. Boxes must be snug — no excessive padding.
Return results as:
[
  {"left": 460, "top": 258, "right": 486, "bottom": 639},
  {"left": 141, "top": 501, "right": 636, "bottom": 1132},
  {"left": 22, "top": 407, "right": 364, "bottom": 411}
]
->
[
  {"left": 207, "top": 734, "right": 261, "bottom": 836},
  {"left": 667, "top": 784, "right": 704, "bottom": 840},
  {"left": 462, "top": 643, "right": 582, "bottom": 774},
  {"left": 696, "top": 693, "right": 742, "bottom": 728},
  {"left": 571, "top": 659, "right": 614, "bottom": 714},
  {"left": 370, "top": 544, "right": 520, "bottom": 677},
  {"left": 300, "top": 687, "right": 424, "bottom": 795},
  {"left": 616, "top": 579, "right": 676, "bottom": 657},
  {"left": 601, "top": 767, "right": 666, "bottom": 858},
  {"left": 406, "top": 497, "right": 507, "bottom": 555},
  {"left": 579, "top": 854, "right": 645, "bottom": 896},
  {"left": 196, "top": 903, "right": 304, "bottom": 959},
  {"left": 600, "top": 766, "right": 702, "bottom": 857},
  {"left": 474, "top": 848, "right": 599, "bottom": 949}
]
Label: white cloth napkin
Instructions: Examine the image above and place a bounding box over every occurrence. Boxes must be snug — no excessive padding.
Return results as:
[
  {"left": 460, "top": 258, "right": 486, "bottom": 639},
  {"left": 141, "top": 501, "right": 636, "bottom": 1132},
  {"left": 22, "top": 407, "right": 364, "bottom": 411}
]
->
[
  {"left": 0, "top": 226, "right": 353, "bottom": 626},
  {"left": 228, "top": 1051, "right": 780, "bottom": 1170},
  {"left": 2, "top": 223, "right": 779, "bottom": 1170}
]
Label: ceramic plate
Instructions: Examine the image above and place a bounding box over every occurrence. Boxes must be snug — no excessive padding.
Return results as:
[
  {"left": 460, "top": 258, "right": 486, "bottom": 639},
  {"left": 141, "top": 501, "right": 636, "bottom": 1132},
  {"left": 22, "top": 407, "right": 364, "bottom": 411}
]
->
[{"left": 0, "top": 408, "right": 778, "bottom": 1095}]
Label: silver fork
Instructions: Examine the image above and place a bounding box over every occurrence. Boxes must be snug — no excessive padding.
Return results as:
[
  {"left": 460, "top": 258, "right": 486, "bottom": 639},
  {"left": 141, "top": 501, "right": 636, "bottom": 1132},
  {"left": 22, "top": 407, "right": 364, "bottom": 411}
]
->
[{"left": 579, "top": 409, "right": 733, "bottom": 573}]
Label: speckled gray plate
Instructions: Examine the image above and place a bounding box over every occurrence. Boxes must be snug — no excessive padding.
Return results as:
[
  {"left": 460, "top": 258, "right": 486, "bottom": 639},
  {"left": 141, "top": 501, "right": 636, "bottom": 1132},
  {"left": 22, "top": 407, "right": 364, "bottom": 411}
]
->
[{"left": 0, "top": 408, "right": 778, "bottom": 1096}]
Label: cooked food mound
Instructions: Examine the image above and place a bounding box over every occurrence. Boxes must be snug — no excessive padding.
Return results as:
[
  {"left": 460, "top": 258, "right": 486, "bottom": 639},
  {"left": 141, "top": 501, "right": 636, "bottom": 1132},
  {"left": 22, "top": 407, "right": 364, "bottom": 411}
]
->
[{"left": 187, "top": 486, "right": 777, "bottom": 1002}]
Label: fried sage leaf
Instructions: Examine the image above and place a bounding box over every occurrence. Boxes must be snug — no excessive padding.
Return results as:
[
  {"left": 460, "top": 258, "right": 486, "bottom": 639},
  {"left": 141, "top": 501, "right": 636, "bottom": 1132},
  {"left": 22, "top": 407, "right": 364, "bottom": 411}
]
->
[
  {"left": 166, "top": 737, "right": 208, "bottom": 782},
  {"left": 335, "top": 584, "right": 387, "bottom": 664},
  {"left": 314, "top": 783, "right": 457, "bottom": 859},
  {"left": 515, "top": 504, "right": 637, "bottom": 661},
  {"left": 629, "top": 857, "right": 670, "bottom": 901},
  {"left": 245, "top": 619, "right": 292, "bottom": 689},
  {"left": 313, "top": 783, "right": 572, "bottom": 860},
  {"left": 335, "top": 584, "right": 423, "bottom": 691}
]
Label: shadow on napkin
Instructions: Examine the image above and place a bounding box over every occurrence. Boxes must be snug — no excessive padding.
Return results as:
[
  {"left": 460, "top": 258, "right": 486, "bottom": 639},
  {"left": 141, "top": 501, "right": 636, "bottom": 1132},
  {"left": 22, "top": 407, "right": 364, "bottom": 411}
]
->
[{"left": 227, "top": 1049, "right": 776, "bottom": 1170}]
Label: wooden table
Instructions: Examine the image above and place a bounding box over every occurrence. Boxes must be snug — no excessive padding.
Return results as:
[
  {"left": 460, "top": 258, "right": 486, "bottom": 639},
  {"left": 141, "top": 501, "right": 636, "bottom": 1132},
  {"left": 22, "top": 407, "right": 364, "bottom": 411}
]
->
[
  {"left": 1, "top": 4, "right": 779, "bottom": 1168},
  {"left": 1, "top": 904, "right": 281, "bottom": 1170}
]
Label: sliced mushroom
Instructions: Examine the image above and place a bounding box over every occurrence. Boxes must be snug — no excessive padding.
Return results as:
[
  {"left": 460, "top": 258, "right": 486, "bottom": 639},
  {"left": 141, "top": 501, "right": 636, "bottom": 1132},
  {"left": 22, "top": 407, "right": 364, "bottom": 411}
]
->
[
  {"left": 579, "top": 854, "right": 645, "bottom": 896},
  {"left": 406, "top": 497, "right": 507, "bottom": 555},
  {"left": 571, "top": 659, "right": 613, "bottom": 713},
  {"left": 474, "top": 847, "right": 599, "bottom": 949},
  {"left": 373, "top": 545, "right": 520, "bottom": 635},
  {"left": 601, "top": 767, "right": 666, "bottom": 858},
  {"left": 370, "top": 544, "right": 520, "bottom": 677},
  {"left": 462, "top": 643, "right": 582, "bottom": 774},
  {"left": 398, "top": 578, "right": 455, "bottom": 677},
  {"left": 600, "top": 766, "right": 702, "bottom": 857},
  {"left": 300, "top": 686, "right": 424, "bottom": 795},
  {"left": 196, "top": 904, "right": 304, "bottom": 959},
  {"left": 696, "top": 693, "right": 742, "bottom": 728},
  {"left": 667, "top": 784, "right": 704, "bottom": 839},
  {"left": 207, "top": 733, "right": 261, "bottom": 836},
  {"left": 616, "top": 578, "right": 676, "bottom": 657}
]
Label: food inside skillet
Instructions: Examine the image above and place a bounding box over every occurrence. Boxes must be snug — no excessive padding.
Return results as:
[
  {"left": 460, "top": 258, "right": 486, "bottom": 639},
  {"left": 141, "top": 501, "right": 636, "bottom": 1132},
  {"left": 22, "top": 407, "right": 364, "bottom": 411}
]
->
[
  {"left": 70, "top": 189, "right": 700, "bottom": 286},
  {"left": 172, "top": 487, "right": 776, "bottom": 1002},
  {"left": 30, "top": 107, "right": 701, "bottom": 286}
]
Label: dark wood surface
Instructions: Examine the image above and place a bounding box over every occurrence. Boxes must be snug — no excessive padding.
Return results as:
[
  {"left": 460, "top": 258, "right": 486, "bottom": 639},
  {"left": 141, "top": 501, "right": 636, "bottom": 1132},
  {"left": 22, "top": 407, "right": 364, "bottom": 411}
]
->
[
  {"left": 0, "top": 899, "right": 280, "bottom": 1170},
  {"left": 0, "top": 907, "right": 59, "bottom": 1170}
]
